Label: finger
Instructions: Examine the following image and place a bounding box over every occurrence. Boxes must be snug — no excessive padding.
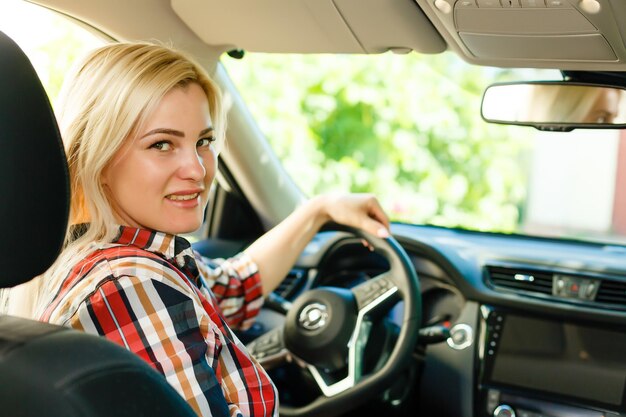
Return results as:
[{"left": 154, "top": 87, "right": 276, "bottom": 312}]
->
[
  {"left": 361, "top": 238, "right": 374, "bottom": 252},
  {"left": 362, "top": 217, "right": 390, "bottom": 238},
  {"left": 366, "top": 198, "right": 391, "bottom": 234}
]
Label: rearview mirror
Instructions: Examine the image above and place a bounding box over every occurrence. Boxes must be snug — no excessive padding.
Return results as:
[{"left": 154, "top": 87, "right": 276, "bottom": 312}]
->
[{"left": 481, "top": 82, "right": 626, "bottom": 131}]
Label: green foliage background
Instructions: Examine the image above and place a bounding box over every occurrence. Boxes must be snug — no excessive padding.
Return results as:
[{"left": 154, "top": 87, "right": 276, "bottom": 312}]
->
[{"left": 223, "top": 52, "right": 546, "bottom": 233}]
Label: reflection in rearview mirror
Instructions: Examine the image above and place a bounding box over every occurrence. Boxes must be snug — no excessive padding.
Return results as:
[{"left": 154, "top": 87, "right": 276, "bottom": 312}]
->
[{"left": 481, "top": 83, "right": 626, "bottom": 129}]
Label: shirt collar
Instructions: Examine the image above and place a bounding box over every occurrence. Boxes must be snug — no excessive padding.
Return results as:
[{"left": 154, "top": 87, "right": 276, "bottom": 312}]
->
[{"left": 112, "top": 225, "right": 194, "bottom": 268}]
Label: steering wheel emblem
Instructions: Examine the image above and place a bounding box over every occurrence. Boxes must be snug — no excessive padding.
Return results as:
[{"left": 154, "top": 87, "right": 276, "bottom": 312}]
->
[{"left": 298, "top": 303, "right": 328, "bottom": 330}]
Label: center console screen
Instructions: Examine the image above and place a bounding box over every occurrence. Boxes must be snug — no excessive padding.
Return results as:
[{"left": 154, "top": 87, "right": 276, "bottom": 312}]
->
[{"left": 485, "top": 313, "right": 626, "bottom": 408}]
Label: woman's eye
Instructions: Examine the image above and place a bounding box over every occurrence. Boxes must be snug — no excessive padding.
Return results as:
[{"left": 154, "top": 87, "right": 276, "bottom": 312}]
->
[
  {"left": 150, "top": 141, "right": 171, "bottom": 151},
  {"left": 197, "top": 137, "right": 215, "bottom": 148}
]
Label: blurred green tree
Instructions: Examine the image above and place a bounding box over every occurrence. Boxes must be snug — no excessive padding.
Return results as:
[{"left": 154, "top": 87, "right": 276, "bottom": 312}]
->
[{"left": 223, "top": 52, "right": 549, "bottom": 233}]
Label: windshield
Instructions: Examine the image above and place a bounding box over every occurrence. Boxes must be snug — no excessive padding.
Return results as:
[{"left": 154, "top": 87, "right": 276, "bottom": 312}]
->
[{"left": 223, "top": 52, "right": 626, "bottom": 245}]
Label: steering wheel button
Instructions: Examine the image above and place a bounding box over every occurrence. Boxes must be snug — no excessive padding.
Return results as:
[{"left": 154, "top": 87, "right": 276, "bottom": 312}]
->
[{"left": 266, "top": 347, "right": 281, "bottom": 355}]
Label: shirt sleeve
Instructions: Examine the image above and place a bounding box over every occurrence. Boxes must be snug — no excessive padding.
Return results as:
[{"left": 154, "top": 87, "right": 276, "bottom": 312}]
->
[{"left": 195, "top": 251, "right": 264, "bottom": 330}]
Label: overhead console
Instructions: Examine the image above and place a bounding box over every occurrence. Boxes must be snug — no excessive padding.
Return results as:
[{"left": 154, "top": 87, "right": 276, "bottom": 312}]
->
[{"left": 415, "top": 0, "right": 626, "bottom": 70}]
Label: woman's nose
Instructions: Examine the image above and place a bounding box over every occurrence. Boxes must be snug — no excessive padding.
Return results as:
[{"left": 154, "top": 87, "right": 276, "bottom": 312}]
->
[{"left": 178, "top": 148, "right": 206, "bottom": 180}]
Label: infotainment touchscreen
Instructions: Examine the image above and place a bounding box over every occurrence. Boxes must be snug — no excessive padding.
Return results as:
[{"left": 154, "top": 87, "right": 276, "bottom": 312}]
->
[{"left": 486, "top": 313, "right": 626, "bottom": 407}]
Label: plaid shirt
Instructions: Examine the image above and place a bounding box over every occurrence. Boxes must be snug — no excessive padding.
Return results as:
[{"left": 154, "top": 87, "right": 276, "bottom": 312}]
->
[{"left": 41, "top": 226, "right": 278, "bottom": 417}]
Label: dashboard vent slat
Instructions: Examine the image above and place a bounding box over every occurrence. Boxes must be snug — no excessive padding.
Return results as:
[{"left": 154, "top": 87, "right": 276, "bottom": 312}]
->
[
  {"left": 596, "top": 280, "right": 626, "bottom": 305},
  {"left": 275, "top": 268, "right": 306, "bottom": 299},
  {"left": 486, "top": 266, "right": 553, "bottom": 295}
]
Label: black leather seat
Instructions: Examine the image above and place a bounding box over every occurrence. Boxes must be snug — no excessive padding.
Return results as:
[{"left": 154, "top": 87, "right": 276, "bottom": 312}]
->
[{"left": 0, "top": 30, "right": 197, "bottom": 417}]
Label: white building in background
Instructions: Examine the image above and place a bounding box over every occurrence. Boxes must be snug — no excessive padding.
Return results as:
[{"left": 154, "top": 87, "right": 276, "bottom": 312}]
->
[{"left": 524, "top": 129, "right": 626, "bottom": 242}]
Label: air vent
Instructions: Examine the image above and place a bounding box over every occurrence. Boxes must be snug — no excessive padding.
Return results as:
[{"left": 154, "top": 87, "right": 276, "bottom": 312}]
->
[
  {"left": 596, "top": 280, "right": 626, "bottom": 306},
  {"left": 275, "top": 268, "right": 307, "bottom": 299},
  {"left": 486, "top": 266, "right": 553, "bottom": 295}
]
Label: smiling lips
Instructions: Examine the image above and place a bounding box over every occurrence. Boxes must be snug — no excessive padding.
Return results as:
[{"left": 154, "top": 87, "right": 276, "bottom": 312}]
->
[
  {"left": 167, "top": 192, "right": 200, "bottom": 201},
  {"left": 165, "top": 191, "right": 202, "bottom": 207}
]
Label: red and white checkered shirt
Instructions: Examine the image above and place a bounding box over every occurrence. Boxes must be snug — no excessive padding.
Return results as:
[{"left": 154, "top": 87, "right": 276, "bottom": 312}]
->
[{"left": 41, "top": 226, "right": 278, "bottom": 417}]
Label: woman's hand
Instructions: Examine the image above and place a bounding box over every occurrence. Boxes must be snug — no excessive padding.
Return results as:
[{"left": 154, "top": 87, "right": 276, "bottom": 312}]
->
[{"left": 313, "top": 193, "right": 390, "bottom": 238}]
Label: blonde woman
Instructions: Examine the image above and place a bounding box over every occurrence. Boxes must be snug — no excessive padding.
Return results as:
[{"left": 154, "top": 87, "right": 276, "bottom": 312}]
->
[
  {"left": 4, "top": 43, "right": 390, "bottom": 417},
  {"left": 526, "top": 84, "right": 623, "bottom": 124}
]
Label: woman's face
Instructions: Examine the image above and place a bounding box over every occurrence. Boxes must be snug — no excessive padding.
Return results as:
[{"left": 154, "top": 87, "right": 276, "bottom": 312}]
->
[
  {"left": 102, "top": 83, "right": 217, "bottom": 235},
  {"left": 583, "top": 88, "right": 621, "bottom": 124}
]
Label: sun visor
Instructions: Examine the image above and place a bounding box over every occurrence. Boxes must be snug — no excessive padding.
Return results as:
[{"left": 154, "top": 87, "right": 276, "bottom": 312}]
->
[{"left": 171, "top": 0, "right": 446, "bottom": 54}]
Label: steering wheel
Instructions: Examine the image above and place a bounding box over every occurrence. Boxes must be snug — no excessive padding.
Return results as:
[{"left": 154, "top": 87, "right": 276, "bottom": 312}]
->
[{"left": 246, "top": 227, "right": 422, "bottom": 417}]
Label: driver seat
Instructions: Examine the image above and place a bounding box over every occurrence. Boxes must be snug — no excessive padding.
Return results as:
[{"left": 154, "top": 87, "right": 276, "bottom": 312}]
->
[{"left": 0, "top": 31, "right": 197, "bottom": 416}]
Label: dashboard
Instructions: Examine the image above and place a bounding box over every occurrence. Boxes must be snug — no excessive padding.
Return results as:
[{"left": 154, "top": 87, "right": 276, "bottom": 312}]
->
[{"left": 267, "top": 224, "right": 626, "bottom": 417}]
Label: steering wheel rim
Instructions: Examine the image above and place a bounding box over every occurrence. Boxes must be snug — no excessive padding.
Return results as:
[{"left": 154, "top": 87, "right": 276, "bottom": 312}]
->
[{"left": 248, "top": 227, "right": 421, "bottom": 417}]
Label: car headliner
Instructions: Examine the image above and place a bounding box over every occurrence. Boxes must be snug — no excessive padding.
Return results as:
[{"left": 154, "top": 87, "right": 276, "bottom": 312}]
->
[{"left": 30, "top": 0, "right": 626, "bottom": 72}]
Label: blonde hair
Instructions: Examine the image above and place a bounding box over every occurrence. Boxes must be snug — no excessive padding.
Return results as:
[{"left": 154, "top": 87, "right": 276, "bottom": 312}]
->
[{"left": 3, "top": 42, "right": 225, "bottom": 319}]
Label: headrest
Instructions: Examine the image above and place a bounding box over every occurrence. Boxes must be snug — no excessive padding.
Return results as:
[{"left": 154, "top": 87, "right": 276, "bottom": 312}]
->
[{"left": 0, "top": 31, "right": 69, "bottom": 288}]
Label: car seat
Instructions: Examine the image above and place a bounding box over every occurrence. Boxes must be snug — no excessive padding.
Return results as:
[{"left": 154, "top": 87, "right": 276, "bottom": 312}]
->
[{"left": 0, "top": 30, "right": 197, "bottom": 417}]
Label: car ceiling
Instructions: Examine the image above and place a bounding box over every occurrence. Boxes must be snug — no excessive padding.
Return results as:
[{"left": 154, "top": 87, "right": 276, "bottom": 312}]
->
[{"left": 30, "top": 0, "right": 626, "bottom": 72}]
